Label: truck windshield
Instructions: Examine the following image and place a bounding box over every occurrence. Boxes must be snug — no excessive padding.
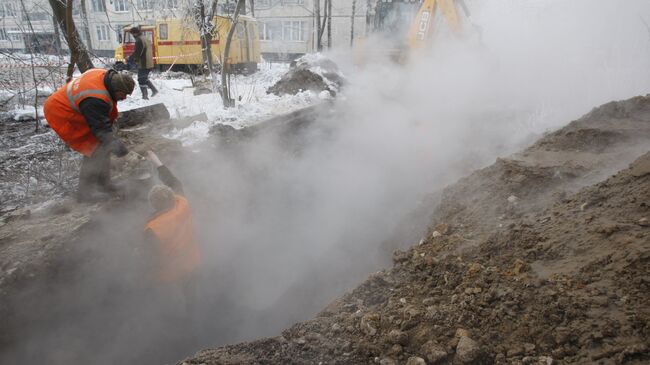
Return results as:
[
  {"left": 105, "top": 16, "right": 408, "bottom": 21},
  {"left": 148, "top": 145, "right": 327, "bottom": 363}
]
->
[{"left": 123, "top": 32, "right": 135, "bottom": 44}]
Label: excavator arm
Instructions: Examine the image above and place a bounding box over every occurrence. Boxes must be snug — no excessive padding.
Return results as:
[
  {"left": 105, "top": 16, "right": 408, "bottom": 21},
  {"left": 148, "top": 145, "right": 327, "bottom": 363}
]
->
[{"left": 406, "top": 0, "right": 466, "bottom": 49}]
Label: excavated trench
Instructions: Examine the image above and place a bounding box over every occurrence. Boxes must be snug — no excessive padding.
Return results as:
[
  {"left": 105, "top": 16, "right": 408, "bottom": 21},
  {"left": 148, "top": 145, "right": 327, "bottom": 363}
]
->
[
  {"left": 5, "top": 94, "right": 650, "bottom": 365},
  {"left": 0, "top": 104, "right": 435, "bottom": 365}
]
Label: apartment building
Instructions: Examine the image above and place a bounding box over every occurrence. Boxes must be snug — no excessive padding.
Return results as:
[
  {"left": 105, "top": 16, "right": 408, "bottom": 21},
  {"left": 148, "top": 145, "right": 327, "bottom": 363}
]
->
[
  {"left": 254, "top": 0, "right": 367, "bottom": 60},
  {"left": 0, "top": 0, "right": 368, "bottom": 60}
]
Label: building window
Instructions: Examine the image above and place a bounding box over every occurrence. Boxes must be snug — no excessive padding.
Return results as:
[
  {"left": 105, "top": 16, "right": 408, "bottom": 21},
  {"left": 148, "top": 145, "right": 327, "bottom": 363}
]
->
[
  {"left": 282, "top": 0, "right": 303, "bottom": 5},
  {"left": 1, "top": 2, "right": 17, "bottom": 17},
  {"left": 159, "top": 23, "right": 168, "bottom": 40},
  {"left": 91, "top": 0, "right": 106, "bottom": 12},
  {"left": 96, "top": 25, "right": 110, "bottom": 41},
  {"left": 113, "top": 0, "right": 129, "bottom": 12},
  {"left": 282, "top": 20, "right": 304, "bottom": 42},
  {"left": 260, "top": 21, "right": 281, "bottom": 41},
  {"left": 163, "top": 0, "right": 177, "bottom": 9},
  {"left": 23, "top": 11, "right": 48, "bottom": 21},
  {"left": 9, "top": 28, "right": 21, "bottom": 41},
  {"left": 0, "top": 28, "right": 8, "bottom": 41},
  {"left": 137, "top": 0, "right": 154, "bottom": 10},
  {"left": 256, "top": 0, "right": 271, "bottom": 7}
]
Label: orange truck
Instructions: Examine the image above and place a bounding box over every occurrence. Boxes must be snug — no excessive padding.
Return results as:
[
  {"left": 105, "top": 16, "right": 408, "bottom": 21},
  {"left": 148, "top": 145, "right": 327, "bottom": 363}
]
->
[{"left": 115, "top": 16, "right": 260, "bottom": 73}]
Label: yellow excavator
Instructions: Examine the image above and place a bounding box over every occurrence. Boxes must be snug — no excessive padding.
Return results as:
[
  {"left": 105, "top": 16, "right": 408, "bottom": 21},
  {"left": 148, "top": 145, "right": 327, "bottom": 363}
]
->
[
  {"left": 360, "top": 0, "right": 471, "bottom": 62},
  {"left": 405, "top": 0, "right": 469, "bottom": 49}
]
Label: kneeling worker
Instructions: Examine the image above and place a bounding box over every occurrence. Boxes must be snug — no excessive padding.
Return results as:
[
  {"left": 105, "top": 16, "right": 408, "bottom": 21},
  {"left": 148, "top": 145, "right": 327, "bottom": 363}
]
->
[
  {"left": 144, "top": 151, "right": 201, "bottom": 312},
  {"left": 44, "top": 68, "right": 135, "bottom": 202}
]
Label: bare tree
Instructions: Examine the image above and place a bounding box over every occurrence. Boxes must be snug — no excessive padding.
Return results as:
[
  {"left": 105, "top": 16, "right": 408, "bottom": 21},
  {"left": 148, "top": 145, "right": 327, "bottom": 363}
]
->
[
  {"left": 326, "top": 0, "right": 332, "bottom": 49},
  {"left": 350, "top": 0, "right": 356, "bottom": 47},
  {"left": 221, "top": 0, "right": 245, "bottom": 107},
  {"left": 18, "top": 0, "right": 42, "bottom": 131},
  {"left": 314, "top": 0, "right": 330, "bottom": 51},
  {"left": 365, "top": 0, "right": 372, "bottom": 36},
  {"left": 189, "top": 0, "right": 220, "bottom": 90},
  {"left": 79, "top": 0, "right": 93, "bottom": 53},
  {"left": 314, "top": 0, "right": 321, "bottom": 51},
  {"left": 48, "top": 0, "right": 94, "bottom": 78}
]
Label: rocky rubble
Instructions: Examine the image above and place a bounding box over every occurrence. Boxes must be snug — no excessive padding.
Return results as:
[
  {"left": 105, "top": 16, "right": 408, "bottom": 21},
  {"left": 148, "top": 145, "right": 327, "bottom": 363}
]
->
[{"left": 179, "top": 96, "right": 650, "bottom": 365}]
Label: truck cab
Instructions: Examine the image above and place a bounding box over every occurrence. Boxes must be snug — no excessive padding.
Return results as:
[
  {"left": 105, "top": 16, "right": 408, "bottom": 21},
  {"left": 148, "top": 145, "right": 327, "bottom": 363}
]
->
[{"left": 114, "top": 25, "right": 156, "bottom": 70}]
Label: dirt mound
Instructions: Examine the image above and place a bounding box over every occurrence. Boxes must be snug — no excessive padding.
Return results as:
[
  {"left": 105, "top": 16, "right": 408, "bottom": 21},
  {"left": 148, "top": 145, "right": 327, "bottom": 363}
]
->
[
  {"left": 267, "top": 56, "right": 345, "bottom": 96},
  {"left": 179, "top": 95, "right": 650, "bottom": 365}
]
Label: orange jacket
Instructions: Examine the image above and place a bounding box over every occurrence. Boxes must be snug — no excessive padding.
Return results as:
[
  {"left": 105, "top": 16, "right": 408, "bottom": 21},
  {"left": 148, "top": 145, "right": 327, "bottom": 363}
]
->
[
  {"left": 44, "top": 69, "right": 118, "bottom": 156},
  {"left": 145, "top": 195, "right": 201, "bottom": 283}
]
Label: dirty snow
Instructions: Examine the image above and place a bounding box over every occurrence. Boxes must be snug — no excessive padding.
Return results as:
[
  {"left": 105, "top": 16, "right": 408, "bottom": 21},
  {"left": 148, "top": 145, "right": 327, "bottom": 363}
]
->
[
  {"left": 1, "top": 60, "right": 317, "bottom": 147},
  {"left": 120, "top": 62, "right": 317, "bottom": 146}
]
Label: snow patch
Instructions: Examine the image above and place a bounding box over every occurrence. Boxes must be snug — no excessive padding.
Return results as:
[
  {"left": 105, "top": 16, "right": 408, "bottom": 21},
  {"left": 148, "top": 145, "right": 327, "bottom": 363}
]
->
[{"left": 164, "top": 120, "right": 211, "bottom": 147}]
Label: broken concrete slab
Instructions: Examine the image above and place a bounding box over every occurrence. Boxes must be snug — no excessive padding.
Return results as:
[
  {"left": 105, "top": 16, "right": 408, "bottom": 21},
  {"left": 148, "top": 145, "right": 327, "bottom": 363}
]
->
[{"left": 117, "top": 103, "right": 170, "bottom": 128}]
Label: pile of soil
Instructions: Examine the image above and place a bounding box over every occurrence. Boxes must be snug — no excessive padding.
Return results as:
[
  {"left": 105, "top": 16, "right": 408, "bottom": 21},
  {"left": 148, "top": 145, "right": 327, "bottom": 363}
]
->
[
  {"left": 267, "top": 56, "right": 345, "bottom": 96},
  {"left": 179, "top": 96, "right": 650, "bottom": 365}
]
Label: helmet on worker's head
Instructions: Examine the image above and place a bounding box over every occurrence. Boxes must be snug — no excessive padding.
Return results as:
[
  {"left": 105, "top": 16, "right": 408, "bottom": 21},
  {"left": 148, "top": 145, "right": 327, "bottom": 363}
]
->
[{"left": 129, "top": 26, "right": 141, "bottom": 35}]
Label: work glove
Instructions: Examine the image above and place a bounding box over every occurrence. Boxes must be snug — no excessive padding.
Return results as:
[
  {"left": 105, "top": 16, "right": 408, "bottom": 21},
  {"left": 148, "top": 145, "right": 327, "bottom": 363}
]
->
[{"left": 108, "top": 139, "right": 129, "bottom": 157}]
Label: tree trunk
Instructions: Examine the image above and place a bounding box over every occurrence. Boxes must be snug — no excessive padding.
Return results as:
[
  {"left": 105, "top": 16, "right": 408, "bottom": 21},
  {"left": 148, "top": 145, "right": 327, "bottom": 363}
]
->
[
  {"left": 48, "top": 0, "right": 94, "bottom": 77},
  {"left": 196, "top": 1, "right": 219, "bottom": 91},
  {"left": 51, "top": 13, "right": 62, "bottom": 53},
  {"left": 314, "top": 0, "right": 321, "bottom": 51},
  {"left": 18, "top": 0, "right": 41, "bottom": 131},
  {"left": 326, "top": 0, "right": 332, "bottom": 49},
  {"left": 365, "top": 0, "right": 372, "bottom": 35},
  {"left": 221, "top": 0, "right": 245, "bottom": 108},
  {"left": 350, "top": 0, "right": 356, "bottom": 47},
  {"left": 317, "top": 0, "right": 328, "bottom": 51},
  {"left": 79, "top": 0, "right": 93, "bottom": 52}
]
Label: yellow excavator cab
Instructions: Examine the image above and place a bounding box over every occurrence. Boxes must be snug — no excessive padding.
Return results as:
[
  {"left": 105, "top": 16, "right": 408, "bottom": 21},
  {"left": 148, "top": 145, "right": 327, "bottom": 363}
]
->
[{"left": 355, "top": 0, "right": 470, "bottom": 65}]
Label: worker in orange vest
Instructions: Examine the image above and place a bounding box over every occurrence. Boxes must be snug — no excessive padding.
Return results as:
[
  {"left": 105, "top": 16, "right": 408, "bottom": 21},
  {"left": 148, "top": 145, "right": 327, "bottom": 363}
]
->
[
  {"left": 43, "top": 68, "right": 135, "bottom": 202},
  {"left": 143, "top": 150, "right": 201, "bottom": 312}
]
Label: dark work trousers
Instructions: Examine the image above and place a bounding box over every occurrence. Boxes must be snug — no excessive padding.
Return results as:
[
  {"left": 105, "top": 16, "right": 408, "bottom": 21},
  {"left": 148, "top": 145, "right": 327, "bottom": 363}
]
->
[
  {"left": 77, "top": 144, "right": 111, "bottom": 197},
  {"left": 137, "top": 68, "right": 151, "bottom": 87},
  {"left": 137, "top": 68, "right": 157, "bottom": 99}
]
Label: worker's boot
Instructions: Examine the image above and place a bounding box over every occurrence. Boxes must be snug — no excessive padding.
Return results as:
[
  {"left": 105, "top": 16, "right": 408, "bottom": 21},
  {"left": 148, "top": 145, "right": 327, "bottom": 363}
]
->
[
  {"left": 141, "top": 86, "right": 149, "bottom": 100},
  {"left": 147, "top": 81, "right": 158, "bottom": 97}
]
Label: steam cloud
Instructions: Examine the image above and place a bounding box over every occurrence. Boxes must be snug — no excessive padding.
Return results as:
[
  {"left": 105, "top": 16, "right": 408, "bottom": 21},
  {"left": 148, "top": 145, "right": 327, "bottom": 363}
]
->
[{"left": 3, "top": 1, "right": 649, "bottom": 364}]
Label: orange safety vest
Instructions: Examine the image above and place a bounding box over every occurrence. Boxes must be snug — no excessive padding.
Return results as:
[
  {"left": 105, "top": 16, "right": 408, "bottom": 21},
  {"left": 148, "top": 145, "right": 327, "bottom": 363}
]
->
[
  {"left": 145, "top": 195, "right": 201, "bottom": 283},
  {"left": 44, "top": 69, "right": 118, "bottom": 157}
]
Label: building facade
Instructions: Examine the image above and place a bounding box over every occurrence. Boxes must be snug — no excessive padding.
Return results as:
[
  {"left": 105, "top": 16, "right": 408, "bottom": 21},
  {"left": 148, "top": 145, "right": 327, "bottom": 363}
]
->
[
  {"left": 254, "top": 0, "right": 368, "bottom": 60},
  {"left": 0, "top": 0, "right": 369, "bottom": 60}
]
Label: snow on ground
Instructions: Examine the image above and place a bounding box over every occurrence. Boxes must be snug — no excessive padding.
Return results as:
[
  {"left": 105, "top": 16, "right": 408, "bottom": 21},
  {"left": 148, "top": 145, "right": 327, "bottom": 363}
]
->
[
  {"left": 0, "top": 57, "right": 321, "bottom": 147},
  {"left": 120, "top": 61, "right": 319, "bottom": 146}
]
